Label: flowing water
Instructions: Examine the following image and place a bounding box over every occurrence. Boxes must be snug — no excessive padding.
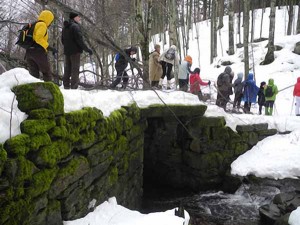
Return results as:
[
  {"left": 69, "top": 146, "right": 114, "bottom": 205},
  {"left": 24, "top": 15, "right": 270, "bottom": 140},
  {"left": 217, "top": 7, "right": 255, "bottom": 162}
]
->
[{"left": 142, "top": 181, "right": 283, "bottom": 225}]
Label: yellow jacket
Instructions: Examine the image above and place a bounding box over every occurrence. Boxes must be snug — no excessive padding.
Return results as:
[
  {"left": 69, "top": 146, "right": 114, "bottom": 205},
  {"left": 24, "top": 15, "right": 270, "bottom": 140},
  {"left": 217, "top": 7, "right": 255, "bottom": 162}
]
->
[{"left": 33, "top": 10, "right": 54, "bottom": 51}]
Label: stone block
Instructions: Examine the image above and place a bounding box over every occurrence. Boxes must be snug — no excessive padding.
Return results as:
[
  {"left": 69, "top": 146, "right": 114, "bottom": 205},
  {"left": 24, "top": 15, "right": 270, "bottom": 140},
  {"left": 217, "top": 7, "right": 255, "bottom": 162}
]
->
[{"left": 12, "top": 82, "right": 64, "bottom": 115}]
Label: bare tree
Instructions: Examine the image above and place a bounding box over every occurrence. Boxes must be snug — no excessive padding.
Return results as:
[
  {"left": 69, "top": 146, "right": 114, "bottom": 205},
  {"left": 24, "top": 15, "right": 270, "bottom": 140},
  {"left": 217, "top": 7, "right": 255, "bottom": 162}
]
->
[
  {"left": 262, "top": 0, "right": 276, "bottom": 65},
  {"left": 243, "top": 0, "right": 250, "bottom": 78},
  {"left": 297, "top": 1, "right": 300, "bottom": 34},
  {"left": 287, "top": 0, "right": 294, "bottom": 35},
  {"left": 228, "top": 0, "right": 235, "bottom": 55}
]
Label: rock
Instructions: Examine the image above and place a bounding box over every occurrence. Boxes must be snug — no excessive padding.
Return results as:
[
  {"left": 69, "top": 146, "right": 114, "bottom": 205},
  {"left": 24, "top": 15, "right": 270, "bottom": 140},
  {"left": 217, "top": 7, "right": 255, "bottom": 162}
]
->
[{"left": 294, "top": 42, "right": 300, "bottom": 55}]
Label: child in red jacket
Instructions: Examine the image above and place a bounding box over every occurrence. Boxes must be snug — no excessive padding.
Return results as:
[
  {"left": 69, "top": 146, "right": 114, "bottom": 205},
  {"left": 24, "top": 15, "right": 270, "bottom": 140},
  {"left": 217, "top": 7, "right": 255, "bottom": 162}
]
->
[
  {"left": 189, "top": 68, "right": 210, "bottom": 101},
  {"left": 293, "top": 77, "right": 300, "bottom": 116}
]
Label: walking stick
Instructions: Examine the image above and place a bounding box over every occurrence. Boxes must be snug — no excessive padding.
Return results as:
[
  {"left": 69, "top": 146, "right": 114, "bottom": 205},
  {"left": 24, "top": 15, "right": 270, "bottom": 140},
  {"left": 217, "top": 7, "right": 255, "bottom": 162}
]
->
[{"left": 290, "top": 97, "right": 295, "bottom": 116}]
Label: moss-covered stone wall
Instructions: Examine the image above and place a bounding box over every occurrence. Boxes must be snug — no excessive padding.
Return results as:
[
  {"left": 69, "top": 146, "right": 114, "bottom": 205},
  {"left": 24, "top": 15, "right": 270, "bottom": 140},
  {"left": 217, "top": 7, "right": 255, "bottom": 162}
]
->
[
  {"left": 143, "top": 106, "right": 278, "bottom": 193},
  {"left": 0, "top": 83, "right": 145, "bottom": 225}
]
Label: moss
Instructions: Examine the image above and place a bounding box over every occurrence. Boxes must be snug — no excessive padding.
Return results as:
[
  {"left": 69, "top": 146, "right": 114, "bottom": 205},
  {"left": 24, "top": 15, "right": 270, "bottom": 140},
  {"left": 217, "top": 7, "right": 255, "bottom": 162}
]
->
[
  {"left": 4, "top": 156, "right": 37, "bottom": 184},
  {"left": 0, "top": 198, "right": 31, "bottom": 224},
  {"left": 126, "top": 125, "right": 143, "bottom": 140},
  {"left": 34, "top": 141, "right": 71, "bottom": 168},
  {"left": 29, "top": 133, "right": 52, "bottom": 151},
  {"left": 12, "top": 82, "right": 64, "bottom": 115},
  {"left": 107, "top": 131, "right": 117, "bottom": 143},
  {"left": 75, "top": 128, "right": 96, "bottom": 150},
  {"left": 27, "top": 167, "right": 58, "bottom": 198},
  {"left": 28, "top": 108, "right": 55, "bottom": 120},
  {"left": 122, "top": 103, "right": 140, "bottom": 122},
  {"left": 20, "top": 119, "right": 56, "bottom": 136},
  {"left": 56, "top": 115, "right": 66, "bottom": 126},
  {"left": 49, "top": 126, "right": 68, "bottom": 139},
  {"left": 0, "top": 186, "right": 14, "bottom": 206},
  {"left": 108, "top": 110, "right": 124, "bottom": 135},
  {"left": 65, "top": 123, "right": 81, "bottom": 142},
  {"left": 65, "top": 107, "right": 103, "bottom": 124},
  {"left": 124, "top": 117, "right": 134, "bottom": 131},
  {"left": 108, "top": 166, "right": 118, "bottom": 187},
  {"left": 0, "top": 144, "right": 7, "bottom": 175},
  {"left": 50, "top": 156, "right": 89, "bottom": 197},
  {"left": 4, "top": 134, "right": 30, "bottom": 156}
]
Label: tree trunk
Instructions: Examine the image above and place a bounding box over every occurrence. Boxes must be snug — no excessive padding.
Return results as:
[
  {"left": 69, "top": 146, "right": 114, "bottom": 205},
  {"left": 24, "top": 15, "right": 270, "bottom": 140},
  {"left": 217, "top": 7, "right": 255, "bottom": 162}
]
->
[
  {"left": 297, "top": 2, "right": 300, "bottom": 34},
  {"left": 203, "top": 0, "right": 207, "bottom": 21},
  {"left": 237, "top": 0, "right": 242, "bottom": 45},
  {"left": 243, "top": 0, "right": 250, "bottom": 78},
  {"left": 260, "top": 0, "right": 265, "bottom": 39},
  {"left": 210, "top": 0, "right": 217, "bottom": 63},
  {"left": 228, "top": 0, "right": 235, "bottom": 55},
  {"left": 218, "top": 0, "right": 224, "bottom": 29},
  {"left": 251, "top": 1, "right": 255, "bottom": 42},
  {"left": 262, "top": 0, "right": 276, "bottom": 65},
  {"left": 287, "top": 0, "right": 294, "bottom": 35}
]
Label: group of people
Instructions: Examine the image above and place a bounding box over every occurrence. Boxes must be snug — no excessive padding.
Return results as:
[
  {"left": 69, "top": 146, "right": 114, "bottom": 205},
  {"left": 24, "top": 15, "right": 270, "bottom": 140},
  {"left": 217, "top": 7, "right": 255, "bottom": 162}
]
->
[
  {"left": 24, "top": 10, "right": 93, "bottom": 89},
  {"left": 149, "top": 45, "right": 210, "bottom": 100},
  {"left": 216, "top": 66, "right": 281, "bottom": 116}
]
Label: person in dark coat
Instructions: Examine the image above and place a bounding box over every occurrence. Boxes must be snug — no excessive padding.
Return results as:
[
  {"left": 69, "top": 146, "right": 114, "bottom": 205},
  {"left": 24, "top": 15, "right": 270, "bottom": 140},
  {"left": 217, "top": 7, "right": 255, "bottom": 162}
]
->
[
  {"left": 26, "top": 10, "right": 56, "bottom": 82},
  {"left": 257, "top": 81, "right": 266, "bottom": 115},
  {"left": 242, "top": 73, "right": 259, "bottom": 113},
  {"left": 110, "top": 46, "right": 137, "bottom": 89},
  {"left": 61, "top": 12, "right": 93, "bottom": 89},
  {"left": 232, "top": 72, "right": 244, "bottom": 111},
  {"left": 216, "top": 66, "right": 233, "bottom": 111}
]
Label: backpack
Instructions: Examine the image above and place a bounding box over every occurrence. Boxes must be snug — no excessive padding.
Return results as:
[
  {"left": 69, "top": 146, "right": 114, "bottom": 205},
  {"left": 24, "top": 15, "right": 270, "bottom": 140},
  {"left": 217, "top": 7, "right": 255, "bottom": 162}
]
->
[
  {"left": 164, "top": 48, "right": 176, "bottom": 60},
  {"left": 217, "top": 73, "right": 226, "bottom": 87},
  {"left": 115, "top": 53, "right": 120, "bottom": 62},
  {"left": 265, "top": 86, "right": 274, "bottom": 97},
  {"left": 15, "top": 22, "right": 38, "bottom": 49}
]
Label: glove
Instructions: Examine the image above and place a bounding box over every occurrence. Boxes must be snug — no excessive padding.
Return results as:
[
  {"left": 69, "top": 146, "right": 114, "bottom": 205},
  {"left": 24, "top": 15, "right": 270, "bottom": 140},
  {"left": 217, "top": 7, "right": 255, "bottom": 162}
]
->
[
  {"left": 87, "top": 48, "right": 93, "bottom": 55},
  {"left": 48, "top": 46, "right": 58, "bottom": 54},
  {"left": 208, "top": 80, "right": 211, "bottom": 86}
]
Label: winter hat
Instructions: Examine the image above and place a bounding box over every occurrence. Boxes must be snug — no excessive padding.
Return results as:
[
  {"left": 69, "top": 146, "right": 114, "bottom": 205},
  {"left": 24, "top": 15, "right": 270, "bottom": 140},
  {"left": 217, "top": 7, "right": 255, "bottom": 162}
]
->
[
  {"left": 237, "top": 72, "right": 243, "bottom": 79},
  {"left": 129, "top": 46, "right": 138, "bottom": 53},
  {"left": 260, "top": 81, "right": 266, "bottom": 88},
  {"left": 69, "top": 12, "right": 79, "bottom": 20},
  {"left": 193, "top": 68, "right": 200, "bottom": 74},
  {"left": 184, "top": 55, "right": 192, "bottom": 64}
]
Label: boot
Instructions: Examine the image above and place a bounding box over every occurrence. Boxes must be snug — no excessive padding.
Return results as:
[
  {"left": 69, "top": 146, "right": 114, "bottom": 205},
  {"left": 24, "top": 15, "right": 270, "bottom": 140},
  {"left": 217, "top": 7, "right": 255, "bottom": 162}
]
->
[
  {"left": 158, "top": 78, "right": 163, "bottom": 89},
  {"left": 269, "top": 108, "right": 273, "bottom": 116},
  {"left": 265, "top": 107, "right": 269, "bottom": 115},
  {"left": 167, "top": 80, "right": 171, "bottom": 90}
]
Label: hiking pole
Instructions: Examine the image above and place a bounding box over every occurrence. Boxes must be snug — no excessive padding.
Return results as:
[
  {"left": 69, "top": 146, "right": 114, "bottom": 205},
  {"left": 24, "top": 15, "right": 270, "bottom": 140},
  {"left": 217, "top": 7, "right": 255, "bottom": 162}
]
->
[
  {"left": 89, "top": 55, "right": 96, "bottom": 83},
  {"left": 290, "top": 97, "right": 295, "bottom": 116}
]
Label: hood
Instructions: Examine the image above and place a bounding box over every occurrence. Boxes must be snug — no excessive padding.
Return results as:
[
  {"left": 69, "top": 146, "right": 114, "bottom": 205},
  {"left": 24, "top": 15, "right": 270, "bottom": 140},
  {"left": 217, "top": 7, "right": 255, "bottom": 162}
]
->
[
  {"left": 63, "top": 20, "right": 70, "bottom": 28},
  {"left": 247, "top": 73, "right": 254, "bottom": 81},
  {"left": 170, "top": 45, "right": 177, "bottom": 50},
  {"left": 224, "top": 66, "right": 232, "bottom": 74},
  {"left": 237, "top": 72, "right": 243, "bottom": 79},
  {"left": 268, "top": 78, "right": 274, "bottom": 86},
  {"left": 184, "top": 55, "right": 192, "bottom": 64},
  {"left": 297, "top": 77, "right": 300, "bottom": 83},
  {"left": 38, "top": 10, "right": 54, "bottom": 27}
]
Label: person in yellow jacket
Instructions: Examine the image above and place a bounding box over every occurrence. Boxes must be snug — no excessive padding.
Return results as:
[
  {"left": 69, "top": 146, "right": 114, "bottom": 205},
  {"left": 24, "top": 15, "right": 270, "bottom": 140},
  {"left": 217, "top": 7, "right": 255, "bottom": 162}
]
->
[{"left": 25, "top": 10, "right": 57, "bottom": 82}]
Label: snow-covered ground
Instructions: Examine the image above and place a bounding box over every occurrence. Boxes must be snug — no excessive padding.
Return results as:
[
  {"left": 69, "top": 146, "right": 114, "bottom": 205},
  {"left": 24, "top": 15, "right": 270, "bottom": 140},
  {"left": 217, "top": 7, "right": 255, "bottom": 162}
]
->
[
  {"left": 64, "top": 197, "right": 189, "bottom": 225},
  {"left": 1, "top": 6, "right": 300, "bottom": 225}
]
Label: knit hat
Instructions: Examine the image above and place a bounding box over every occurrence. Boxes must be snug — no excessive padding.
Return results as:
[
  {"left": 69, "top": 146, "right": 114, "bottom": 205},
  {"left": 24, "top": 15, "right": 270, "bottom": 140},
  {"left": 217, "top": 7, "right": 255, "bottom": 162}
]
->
[
  {"left": 130, "top": 46, "right": 138, "bottom": 53},
  {"left": 170, "top": 45, "right": 177, "bottom": 50},
  {"left": 69, "top": 12, "right": 79, "bottom": 20},
  {"left": 184, "top": 55, "right": 192, "bottom": 64}
]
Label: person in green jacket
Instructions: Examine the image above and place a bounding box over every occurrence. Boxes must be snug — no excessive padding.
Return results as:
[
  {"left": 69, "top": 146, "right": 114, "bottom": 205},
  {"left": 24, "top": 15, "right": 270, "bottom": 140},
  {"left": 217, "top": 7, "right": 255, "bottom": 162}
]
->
[{"left": 264, "top": 78, "right": 278, "bottom": 115}]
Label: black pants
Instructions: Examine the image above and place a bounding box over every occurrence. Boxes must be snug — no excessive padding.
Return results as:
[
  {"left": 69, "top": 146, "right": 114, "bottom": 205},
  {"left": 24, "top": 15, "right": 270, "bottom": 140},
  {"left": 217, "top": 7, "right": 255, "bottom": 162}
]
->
[
  {"left": 161, "top": 61, "right": 173, "bottom": 80},
  {"left": 63, "top": 53, "right": 81, "bottom": 89},
  {"left": 179, "top": 79, "right": 189, "bottom": 92},
  {"left": 111, "top": 68, "right": 129, "bottom": 88},
  {"left": 216, "top": 90, "right": 229, "bottom": 110},
  {"left": 26, "top": 48, "right": 52, "bottom": 82},
  {"left": 233, "top": 93, "right": 243, "bottom": 108},
  {"left": 244, "top": 102, "right": 252, "bottom": 112}
]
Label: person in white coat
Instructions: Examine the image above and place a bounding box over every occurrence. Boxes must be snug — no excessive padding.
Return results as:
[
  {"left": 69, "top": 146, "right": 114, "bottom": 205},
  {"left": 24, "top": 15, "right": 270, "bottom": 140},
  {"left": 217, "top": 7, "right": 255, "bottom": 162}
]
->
[{"left": 158, "top": 45, "right": 179, "bottom": 89}]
